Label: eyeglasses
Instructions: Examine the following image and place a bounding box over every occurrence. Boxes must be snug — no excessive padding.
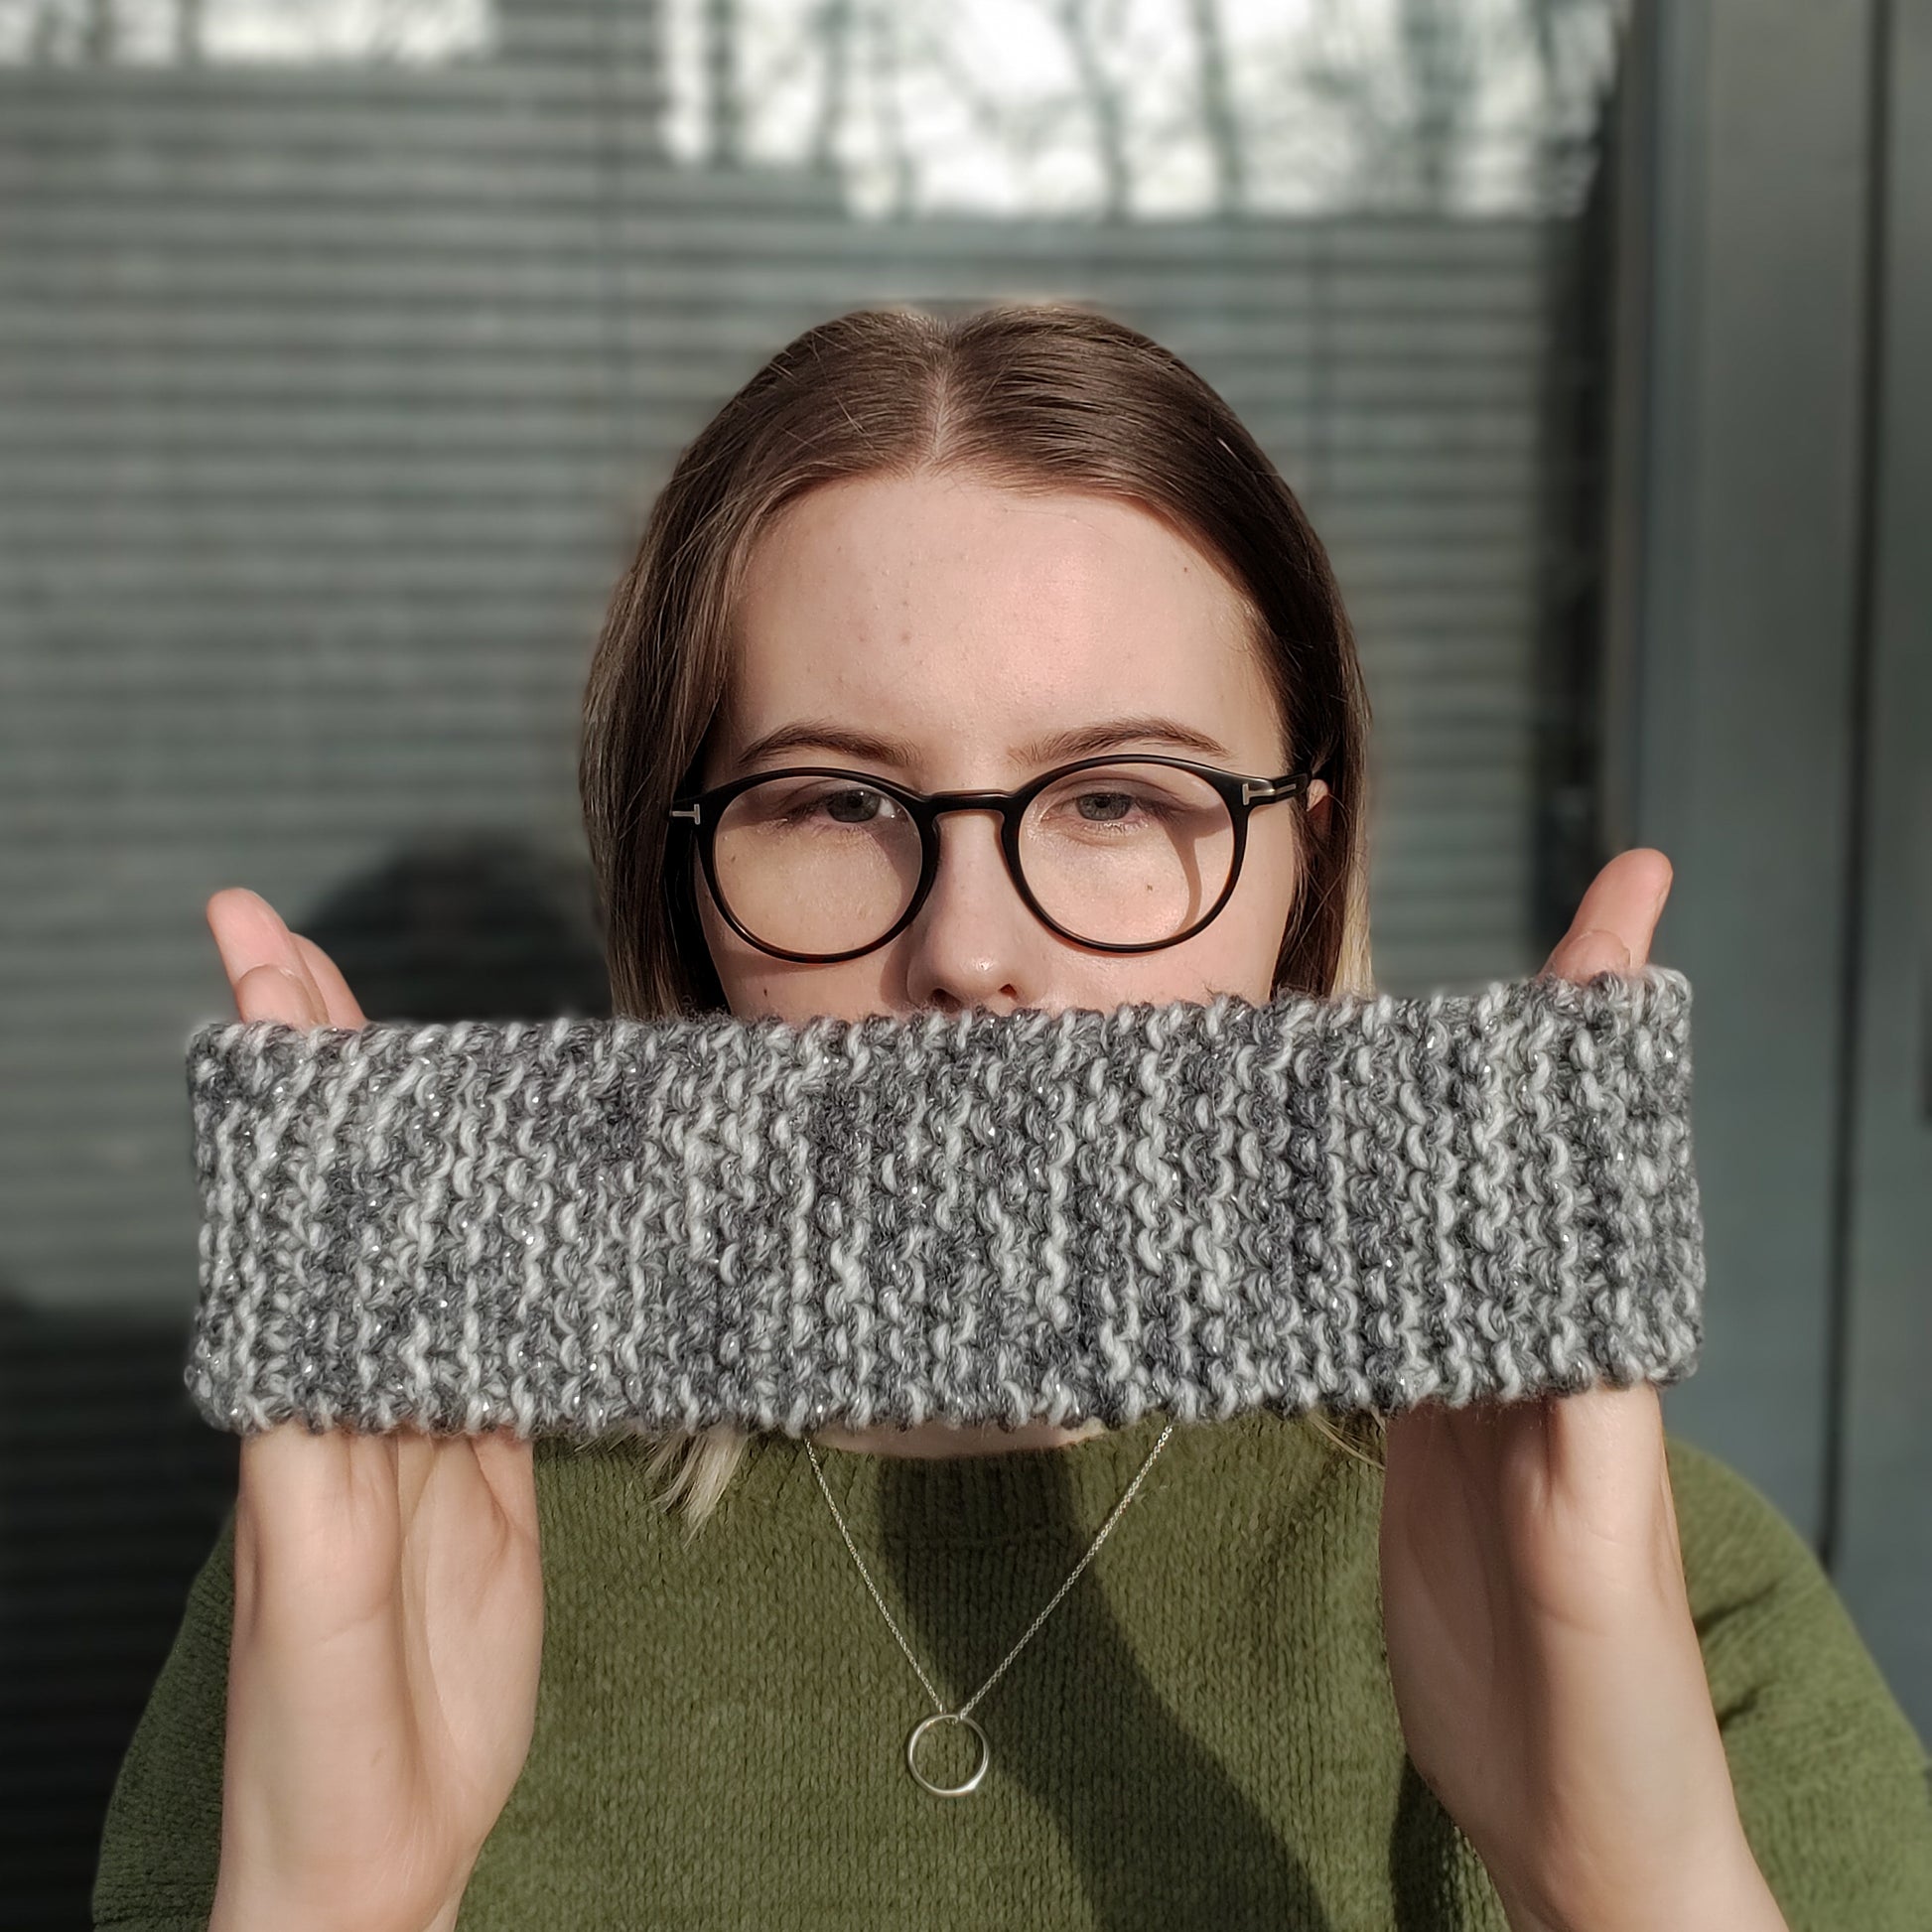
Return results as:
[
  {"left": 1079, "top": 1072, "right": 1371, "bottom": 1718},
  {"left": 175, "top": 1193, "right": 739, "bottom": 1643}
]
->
[{"left": 666, "top": 752, "right": 1327, "bottom": 963}]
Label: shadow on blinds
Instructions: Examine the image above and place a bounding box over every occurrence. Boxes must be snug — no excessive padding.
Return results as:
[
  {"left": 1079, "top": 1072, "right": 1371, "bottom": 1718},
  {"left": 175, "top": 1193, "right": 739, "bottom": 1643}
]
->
[{"left": 0, "top": 1289, "right": 240, "bottom": 1932}]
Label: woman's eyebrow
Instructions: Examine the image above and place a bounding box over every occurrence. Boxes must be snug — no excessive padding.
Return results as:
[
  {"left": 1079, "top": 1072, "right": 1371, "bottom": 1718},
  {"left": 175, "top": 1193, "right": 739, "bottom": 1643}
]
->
[{"left": 733, "top": 714, "right": 1234, "bottom": 770}]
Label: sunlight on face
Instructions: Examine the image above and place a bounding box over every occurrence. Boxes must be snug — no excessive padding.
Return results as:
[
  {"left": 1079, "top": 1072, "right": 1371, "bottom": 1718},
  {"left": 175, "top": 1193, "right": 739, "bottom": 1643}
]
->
[{"left": 694, "top": 469, "right": 1328, "bottom": 1028}]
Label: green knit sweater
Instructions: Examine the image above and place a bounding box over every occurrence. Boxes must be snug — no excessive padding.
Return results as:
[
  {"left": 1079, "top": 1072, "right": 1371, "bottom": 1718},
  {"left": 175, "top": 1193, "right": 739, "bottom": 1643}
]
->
[{"left": 93, "top": 1410, "right": 1932, "bottom": 1930}]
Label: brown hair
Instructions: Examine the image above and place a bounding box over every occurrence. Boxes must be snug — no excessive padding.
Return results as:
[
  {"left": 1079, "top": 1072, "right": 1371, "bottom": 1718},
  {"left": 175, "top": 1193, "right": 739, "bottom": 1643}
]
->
[{"left": 578, "top": 302, "right": 1385, "bottom": 1535}]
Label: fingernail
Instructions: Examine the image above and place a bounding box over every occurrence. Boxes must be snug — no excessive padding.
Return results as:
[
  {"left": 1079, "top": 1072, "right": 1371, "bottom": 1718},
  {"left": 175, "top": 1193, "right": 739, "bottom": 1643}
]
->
[{"left": 1574, "top": 928, "right": 1631, "bottom": 974}]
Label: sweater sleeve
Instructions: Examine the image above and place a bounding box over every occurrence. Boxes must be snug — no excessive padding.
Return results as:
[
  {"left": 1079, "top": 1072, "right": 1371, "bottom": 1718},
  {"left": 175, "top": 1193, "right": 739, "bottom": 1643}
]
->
[
  {"left": 1664, "top": 1431, "right": 1932, "bottom": 1928},
  {"left": 90, "top": 1503, "right": 233, "bottom": 1932}
]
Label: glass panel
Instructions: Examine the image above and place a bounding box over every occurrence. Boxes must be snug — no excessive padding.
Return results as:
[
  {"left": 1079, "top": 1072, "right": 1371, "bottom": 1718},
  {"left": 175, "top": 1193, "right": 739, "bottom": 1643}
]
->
[{"left": 1, "top": 4, "right": 1638, "bottom": 1918}]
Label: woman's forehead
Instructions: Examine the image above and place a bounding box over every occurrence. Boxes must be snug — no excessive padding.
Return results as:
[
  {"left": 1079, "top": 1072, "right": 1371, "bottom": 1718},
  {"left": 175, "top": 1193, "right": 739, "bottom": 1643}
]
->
[
  {"left": 747, "top": 471, "right": 1240, "bottom": 620},
  {"left": 725, "top": 474, "right": 1270, "bottom": 751}
]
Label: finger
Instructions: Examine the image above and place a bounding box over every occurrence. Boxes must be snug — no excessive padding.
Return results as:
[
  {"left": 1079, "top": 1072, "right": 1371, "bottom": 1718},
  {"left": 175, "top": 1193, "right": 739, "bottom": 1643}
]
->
[
  {"left": 230, "top": 961, "right": 323, "bottom": 1029},
  {"left": 291, "top": 930, "right": 369, "bottom": 1032},
  {"left": 1535, "top": 1385, "right": 1695, "bottom": 1610},
  {"left": 207, "top": 888, "right": 328, "bottom": 1019},
  {"left": 1541, "top": 848, "right": 1674, "bottom": 983},
  {"left": 468, "top": 1428, "right": 541, "bottom": 1540},
  {"left": 239, "top": 1424, "right": 400, "bottom": 1629},
  {"left": 1545, "top": 926, "right": 1633, "bottom": 987},
  {"left": 393, "top": 1424, "right": 439, "bottom": 1525}
]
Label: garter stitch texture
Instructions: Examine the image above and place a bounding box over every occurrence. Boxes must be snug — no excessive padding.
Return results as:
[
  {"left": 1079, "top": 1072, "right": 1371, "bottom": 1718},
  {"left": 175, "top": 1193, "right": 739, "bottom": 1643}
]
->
[{"left": 180, "top": 963, "right": 1705, "bottom": 1440}]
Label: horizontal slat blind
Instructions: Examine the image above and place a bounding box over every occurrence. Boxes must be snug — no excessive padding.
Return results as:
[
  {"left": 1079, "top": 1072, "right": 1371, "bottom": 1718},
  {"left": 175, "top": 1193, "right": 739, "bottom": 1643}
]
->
[
  {"left": 2, "top": 12, "right": 1617, "bottom": 1925},
  {"left": 1, "top": 64, "right": 1578, "bottom": 1303}
]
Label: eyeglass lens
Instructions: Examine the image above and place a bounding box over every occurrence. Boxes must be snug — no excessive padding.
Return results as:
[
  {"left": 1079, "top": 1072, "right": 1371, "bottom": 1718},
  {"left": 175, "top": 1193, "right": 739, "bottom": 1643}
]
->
[{"left": 710, "top": 761, "right": 1237, "bottom": 955}]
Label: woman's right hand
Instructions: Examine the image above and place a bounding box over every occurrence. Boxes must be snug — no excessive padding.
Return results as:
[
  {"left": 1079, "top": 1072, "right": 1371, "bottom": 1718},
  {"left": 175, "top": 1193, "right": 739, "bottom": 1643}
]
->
[{"left": 202, "top": 889, "right": 544, "bottom": 1932}]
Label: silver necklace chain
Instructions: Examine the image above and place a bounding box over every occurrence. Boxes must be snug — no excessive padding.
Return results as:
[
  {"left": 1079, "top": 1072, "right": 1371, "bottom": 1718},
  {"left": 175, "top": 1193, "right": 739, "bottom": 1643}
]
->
[{"left": 802, "top": 1418, "right": 1177, "bottom": 1798}]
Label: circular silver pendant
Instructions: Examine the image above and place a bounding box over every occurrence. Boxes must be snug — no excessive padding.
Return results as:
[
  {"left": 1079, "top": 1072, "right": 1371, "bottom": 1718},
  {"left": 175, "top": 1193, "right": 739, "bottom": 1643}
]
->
[{"left": 905, "top": 1711, "right": 990, "bottom": 1797}]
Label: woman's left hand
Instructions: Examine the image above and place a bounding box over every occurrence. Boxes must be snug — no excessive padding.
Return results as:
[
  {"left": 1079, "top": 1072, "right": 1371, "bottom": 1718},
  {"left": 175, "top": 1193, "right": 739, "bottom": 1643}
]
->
[{"left": 1377, "top": 848, "right": 1789, "bottom": 1932}]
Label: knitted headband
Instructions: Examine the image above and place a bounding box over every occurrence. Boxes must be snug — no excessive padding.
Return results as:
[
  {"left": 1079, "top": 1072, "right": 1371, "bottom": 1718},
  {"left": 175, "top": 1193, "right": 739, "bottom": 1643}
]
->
[{"left": 181, "top": 964, "right": 1705, "bottom": 1441}]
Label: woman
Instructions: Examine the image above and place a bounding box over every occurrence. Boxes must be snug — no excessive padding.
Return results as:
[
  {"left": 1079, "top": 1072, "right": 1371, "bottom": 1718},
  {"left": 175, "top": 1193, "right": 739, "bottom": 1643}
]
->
[{"left": 94, "top": 305, "right": 1932, "bottom": 1931}]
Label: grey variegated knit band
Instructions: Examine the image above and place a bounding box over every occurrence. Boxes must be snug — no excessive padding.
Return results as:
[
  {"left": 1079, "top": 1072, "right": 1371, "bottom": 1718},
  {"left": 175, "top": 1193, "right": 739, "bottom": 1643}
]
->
[{"left": 180, "top": 964, "right": 1705, "bottom": 1441}]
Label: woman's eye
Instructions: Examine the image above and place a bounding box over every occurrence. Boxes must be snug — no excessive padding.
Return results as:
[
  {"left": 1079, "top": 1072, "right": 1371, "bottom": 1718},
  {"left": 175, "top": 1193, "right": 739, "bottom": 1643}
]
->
[
  {"left": 821, "top": 788, "right": 884, "bottom": 823},
  {"left": 1060, "top": 788, "right": 1177, "bottom": 825},
  {"left": 780, "top": 784, "right": 895, "bottom": 827}
]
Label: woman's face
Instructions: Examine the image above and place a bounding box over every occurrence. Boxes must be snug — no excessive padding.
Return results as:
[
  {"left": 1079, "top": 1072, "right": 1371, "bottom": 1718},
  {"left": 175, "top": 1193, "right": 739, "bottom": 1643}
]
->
[{"left": 693, "top": 469, "right": 1330, "bottom": 1026}]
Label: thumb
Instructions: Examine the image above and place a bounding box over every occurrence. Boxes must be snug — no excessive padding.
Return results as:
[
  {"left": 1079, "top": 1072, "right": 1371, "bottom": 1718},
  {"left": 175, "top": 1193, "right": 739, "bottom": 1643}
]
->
[{"left": 1546, "top": 926, "right": 1632, "bottom": 985}]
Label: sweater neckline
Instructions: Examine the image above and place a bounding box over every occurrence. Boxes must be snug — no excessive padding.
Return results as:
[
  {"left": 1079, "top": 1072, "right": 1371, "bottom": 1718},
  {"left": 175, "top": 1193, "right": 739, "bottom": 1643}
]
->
[{"left": 731, "top": 1405, "right": 1341, "bottom": 1546}]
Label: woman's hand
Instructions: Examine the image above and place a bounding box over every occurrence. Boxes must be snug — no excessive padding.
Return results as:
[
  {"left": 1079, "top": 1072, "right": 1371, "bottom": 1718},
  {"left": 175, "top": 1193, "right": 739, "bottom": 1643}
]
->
[
  {"left": 202, "top": 889, "right": 544, "bottom": 1932},
  {"left": 1376, "top": 850, "right": 1788, "bottom": 1932}
]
